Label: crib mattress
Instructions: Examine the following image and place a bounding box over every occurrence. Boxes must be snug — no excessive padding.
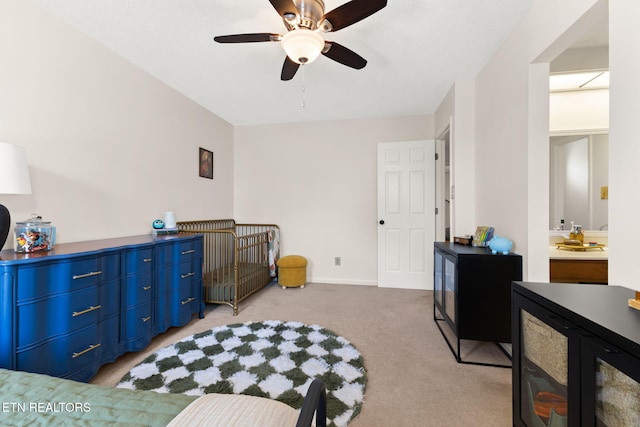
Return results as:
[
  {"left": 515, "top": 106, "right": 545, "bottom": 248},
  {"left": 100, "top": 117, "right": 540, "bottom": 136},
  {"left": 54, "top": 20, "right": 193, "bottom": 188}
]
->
[
  {"left": 204, "top": 262, "right": 269, "bottom": 302},
  {"left": 0, "top": 368, "right": 197, "bottom": 426}
]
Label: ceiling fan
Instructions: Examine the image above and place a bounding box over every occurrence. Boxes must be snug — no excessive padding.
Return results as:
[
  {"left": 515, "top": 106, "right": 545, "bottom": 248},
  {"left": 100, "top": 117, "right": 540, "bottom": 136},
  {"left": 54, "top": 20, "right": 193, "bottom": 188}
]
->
[{"left": 214, "top": 0, "right": 387, "bottom": 81}]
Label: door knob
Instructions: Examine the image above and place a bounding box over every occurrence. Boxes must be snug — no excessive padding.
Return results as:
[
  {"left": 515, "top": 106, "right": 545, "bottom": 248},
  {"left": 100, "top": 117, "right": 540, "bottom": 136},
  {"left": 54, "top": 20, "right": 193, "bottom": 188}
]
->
[{"left": 379, "top": 220, "right": 385, "bottom": 225}]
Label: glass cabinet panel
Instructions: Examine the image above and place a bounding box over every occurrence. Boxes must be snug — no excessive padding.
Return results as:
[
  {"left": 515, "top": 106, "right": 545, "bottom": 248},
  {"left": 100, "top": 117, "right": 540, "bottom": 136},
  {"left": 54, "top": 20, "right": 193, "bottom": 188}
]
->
[
  {"left": 581, "top": 336, "right": 640, "bottom": 427},
  {"left": 594, "top": 358, "right": 640, "bottom": 426},
  {"left": 444, "top": 257, "right": 455, "bottom": 323},
  {"left": 520, "top": 309, "right": 569, "bottom": 427},
  {"left": 434, "top": 250, "right": 443, "bottom": 309}
]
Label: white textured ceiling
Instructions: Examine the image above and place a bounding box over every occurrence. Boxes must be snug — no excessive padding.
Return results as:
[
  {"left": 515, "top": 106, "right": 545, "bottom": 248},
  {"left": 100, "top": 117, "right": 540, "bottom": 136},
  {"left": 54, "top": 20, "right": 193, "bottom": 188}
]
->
[{"left": 29, "top": 0, "right": 533, "bottom": 126}]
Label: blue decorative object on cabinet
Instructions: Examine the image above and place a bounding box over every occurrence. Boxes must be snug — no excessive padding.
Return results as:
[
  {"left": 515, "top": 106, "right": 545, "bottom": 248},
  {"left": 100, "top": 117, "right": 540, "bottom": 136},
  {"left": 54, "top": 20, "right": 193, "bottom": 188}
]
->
[
  {"left": 0, "top": 234, "right": 203, "bottom": 382},
  {"left": 152, "top": 219, "right": 164, "bottom": 229},
  {"left": 488, "top": 236, "right": 513, "bottom": 255}
]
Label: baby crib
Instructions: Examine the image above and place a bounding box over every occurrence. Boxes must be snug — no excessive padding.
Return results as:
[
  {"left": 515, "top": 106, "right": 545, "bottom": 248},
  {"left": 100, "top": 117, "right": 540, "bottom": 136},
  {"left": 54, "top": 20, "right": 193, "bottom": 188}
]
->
[{"left": 176, "top": 219, "right": 280, "bottom": 315}]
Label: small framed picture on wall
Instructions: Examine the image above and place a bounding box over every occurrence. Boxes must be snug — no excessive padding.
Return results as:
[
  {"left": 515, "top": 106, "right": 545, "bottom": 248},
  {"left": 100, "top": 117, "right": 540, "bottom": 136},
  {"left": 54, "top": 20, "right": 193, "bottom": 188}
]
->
[{"left": 199, "top": 148, "right": 213, "bottom": 179}]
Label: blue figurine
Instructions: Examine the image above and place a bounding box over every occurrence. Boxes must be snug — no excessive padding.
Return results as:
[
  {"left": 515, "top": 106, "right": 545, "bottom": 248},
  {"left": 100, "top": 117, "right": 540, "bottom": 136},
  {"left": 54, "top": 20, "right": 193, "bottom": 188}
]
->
[
  {"left": 488, "top": 236, "right": 512, "bottom": 255},
  {"left": 152, "top": 219, "right": 165, "bottom": 229}
]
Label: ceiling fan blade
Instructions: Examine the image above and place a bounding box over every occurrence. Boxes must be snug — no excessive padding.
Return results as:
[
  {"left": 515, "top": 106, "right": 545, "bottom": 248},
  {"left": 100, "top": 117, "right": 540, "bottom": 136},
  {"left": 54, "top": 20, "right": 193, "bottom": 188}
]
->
[
  {"left": 214, "top": 33, "right": 279, "bottom": 43},
  {"left": 281, "top": 56, "right": 300, "bottom": 81},
  {"left": 322, "top": 42, "right": 367, "bottom": 69},
  {"left": 269, "top": 0, "right": 298, "bottom": 18},
  {"left": 323, "top": 0, "right": 387, "bottom": 32}
]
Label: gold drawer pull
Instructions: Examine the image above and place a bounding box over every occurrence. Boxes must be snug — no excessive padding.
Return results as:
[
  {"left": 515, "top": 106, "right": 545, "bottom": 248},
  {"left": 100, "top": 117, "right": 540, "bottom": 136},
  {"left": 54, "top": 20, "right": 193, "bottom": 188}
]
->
[
  {"left": 72, "top": 305, "right": 102, "bottom": 317},
  {"left": 72, "top": 271, "right": 102, "bottom": 280},
  {"left": 143, "top": 286, "right": 152, "bottom": 291},
  {"left": 142, "top": 316, "right": 151, "bottom": 322},
  {"left": 181, "top": 272, "right": 195, "bottom": 279},
  {"left": 181, "top": 249, "right": 196, "bottom": 255},
  {"left": 181, "top": 297, "right": 195, "bottom": 305},
  {"left": 72, "top": 343, "right": 101, "bottom": 359},
  {"left": 143, "top": 258, "right": 152, "bottom": 263}
]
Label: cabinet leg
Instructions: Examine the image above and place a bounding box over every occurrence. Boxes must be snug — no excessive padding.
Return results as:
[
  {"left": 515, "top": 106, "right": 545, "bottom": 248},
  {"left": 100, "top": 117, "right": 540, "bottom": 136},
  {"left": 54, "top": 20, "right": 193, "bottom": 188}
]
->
[{"left": 433, "top": 303, "right": 512, "bottom": 368}]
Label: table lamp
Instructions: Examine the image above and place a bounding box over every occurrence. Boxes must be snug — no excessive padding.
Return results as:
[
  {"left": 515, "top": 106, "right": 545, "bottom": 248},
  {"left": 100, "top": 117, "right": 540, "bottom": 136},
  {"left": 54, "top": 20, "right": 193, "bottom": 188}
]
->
[{"left": 0, "top": 142, "right": 32, "bottom": 250}]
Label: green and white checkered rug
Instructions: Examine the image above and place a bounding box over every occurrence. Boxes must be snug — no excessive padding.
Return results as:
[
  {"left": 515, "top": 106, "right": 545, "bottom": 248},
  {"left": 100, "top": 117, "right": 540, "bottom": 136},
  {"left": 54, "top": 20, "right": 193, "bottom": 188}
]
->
[{"left": 116, "top": 320, "right": 367, "bottom": 427}]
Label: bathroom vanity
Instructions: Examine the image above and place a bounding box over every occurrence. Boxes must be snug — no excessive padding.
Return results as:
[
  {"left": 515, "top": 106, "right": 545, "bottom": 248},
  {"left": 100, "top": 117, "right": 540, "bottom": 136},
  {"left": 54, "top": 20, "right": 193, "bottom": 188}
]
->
[
  {"left": 549, "top": 232, "right": 608, "bottom": 285},
  {"left": 549, "top": 250, "right": 608, "bottom": 284}
]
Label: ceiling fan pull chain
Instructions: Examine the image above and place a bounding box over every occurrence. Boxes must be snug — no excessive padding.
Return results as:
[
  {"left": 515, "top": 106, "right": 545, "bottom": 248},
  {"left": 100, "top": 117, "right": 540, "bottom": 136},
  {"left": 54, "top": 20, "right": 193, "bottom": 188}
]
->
[{"left": 300, "top": 65, "right": 306, "bottom": 108}]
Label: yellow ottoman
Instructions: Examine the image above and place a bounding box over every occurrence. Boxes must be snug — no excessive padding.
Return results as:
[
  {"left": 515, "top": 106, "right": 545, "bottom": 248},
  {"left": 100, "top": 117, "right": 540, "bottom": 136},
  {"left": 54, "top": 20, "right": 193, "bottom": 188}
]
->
[{"left": 277, "top": 255, "right": 307, "bottom": 289}]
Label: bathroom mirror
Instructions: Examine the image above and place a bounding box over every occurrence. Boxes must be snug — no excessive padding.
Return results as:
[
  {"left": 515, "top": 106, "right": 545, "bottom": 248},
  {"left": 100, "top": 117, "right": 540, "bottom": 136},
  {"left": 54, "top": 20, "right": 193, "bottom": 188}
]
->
[{"left": 549, "top": 132, "right": 608, "bottom": 231}]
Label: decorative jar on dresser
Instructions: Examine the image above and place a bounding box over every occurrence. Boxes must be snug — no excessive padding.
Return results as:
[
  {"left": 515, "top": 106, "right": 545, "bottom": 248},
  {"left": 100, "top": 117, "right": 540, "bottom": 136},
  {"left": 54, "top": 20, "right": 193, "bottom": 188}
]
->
[{"left": 0, "top": 234, "right": 203, "bottom": 382}]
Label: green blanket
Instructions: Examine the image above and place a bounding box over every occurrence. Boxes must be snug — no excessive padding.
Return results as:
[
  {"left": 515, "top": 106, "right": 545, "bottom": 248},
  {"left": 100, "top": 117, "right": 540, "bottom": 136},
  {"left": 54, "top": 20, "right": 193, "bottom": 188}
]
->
[{"left": 0, "top": 368, "right": 197, "bottom": 426}]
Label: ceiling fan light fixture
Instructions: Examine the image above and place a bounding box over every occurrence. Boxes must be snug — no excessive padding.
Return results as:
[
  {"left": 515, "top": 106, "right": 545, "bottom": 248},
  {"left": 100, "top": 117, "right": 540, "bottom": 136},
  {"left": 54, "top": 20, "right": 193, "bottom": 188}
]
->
[{"left": 281, "top": 29, "right": 324, "bottom": 65}]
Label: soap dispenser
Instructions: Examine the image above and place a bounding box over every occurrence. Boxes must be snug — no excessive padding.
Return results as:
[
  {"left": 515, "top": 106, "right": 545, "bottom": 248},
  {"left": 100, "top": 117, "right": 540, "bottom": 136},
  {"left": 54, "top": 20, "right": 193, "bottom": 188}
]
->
[
  {"left": 575, "top": 225, "right": 584, "bottom": 243},
  {"left": 569, "top": 222, "right": 584, "bottom": 243}
]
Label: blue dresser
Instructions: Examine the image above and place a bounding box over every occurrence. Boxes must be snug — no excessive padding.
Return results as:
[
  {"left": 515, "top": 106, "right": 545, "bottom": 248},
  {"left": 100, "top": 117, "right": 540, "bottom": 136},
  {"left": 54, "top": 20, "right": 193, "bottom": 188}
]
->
[{"left": 0, "top": 234, "right": 203, "bottom": 382}]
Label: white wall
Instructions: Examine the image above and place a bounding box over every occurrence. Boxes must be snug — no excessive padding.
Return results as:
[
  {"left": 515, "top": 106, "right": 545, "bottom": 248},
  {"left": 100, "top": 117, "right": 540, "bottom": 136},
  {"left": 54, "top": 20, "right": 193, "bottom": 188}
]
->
[
  {"left": 609, "top": 0, "right": 640, "bottom": 288},
  {"left": 0, "top": 0, "right": 234, "bottom": 249},
  {"left": 455, "top": 0, "right": 640, "bottom": 289},
  {"left": 463, "top": 0, "right": 605, "bottom": 281},
  {"left": 434, "top": 80, "right": 477, "bottom": 239},
  {"left": 234, "top": 116, "right": 433, "bottom": 285}
]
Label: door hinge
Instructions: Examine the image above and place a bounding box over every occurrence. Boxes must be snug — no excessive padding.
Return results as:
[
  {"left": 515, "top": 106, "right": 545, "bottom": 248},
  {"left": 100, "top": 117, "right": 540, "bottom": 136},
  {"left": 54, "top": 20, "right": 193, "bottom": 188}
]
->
[
  {"left": 435, "top": 207, "right": 439, "bottom": 215},
  {"left": 435, "top": 153, "right": 439, "bottom": 161}
]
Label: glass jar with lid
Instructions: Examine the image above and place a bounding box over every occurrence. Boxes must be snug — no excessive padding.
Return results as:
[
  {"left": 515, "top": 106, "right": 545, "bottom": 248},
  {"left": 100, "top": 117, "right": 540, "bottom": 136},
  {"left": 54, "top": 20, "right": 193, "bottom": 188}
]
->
[{"left": 15, "top": 214, "right": 55, "bottom": 252}]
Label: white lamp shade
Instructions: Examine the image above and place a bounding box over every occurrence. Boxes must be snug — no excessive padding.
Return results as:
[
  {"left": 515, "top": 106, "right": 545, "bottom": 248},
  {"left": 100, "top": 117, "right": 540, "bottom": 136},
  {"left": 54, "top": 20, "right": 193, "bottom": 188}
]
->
[
  {"left": 281, "top": 29, "right": 325, "bottom": 65},
  {"left": 0, "top": 142, "right": 32, "bottom": 194}
]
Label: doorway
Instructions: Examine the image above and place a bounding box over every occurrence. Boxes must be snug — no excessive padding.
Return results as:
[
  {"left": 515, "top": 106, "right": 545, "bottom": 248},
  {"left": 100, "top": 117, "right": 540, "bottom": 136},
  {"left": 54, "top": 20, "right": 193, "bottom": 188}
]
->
[{"left": 435, "top": 126, "right": 451, "bottom": 242}]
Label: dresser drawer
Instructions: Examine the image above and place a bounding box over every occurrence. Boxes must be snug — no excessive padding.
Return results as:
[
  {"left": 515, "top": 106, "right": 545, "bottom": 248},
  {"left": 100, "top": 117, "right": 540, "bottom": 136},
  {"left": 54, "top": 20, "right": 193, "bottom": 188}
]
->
[
  {"left": 123, "top": 246, "right": 154, "bottom": 275},
  {"left": 156, "top": 260, "right": 200, "bottom": 294},
  {"left": 177, "top": 291, "right": 198, "bottom": 314},
  {"left": 122, "top": 302, "right": 153, "bottom": 341},
  {"left": 173, "top": 286, "right": 198, "bottom": 326},
  {"left": 122, "top": 272, "right": 153, "bottom": 308},
  {"left": 156, "top": 289, "right": 198, "bottom": 333},
  {"left": 156, "top": 239, "right": 202, "bottom": 266},
  {"left": 17, "top": 257, "right": 101, "bottom": 301},
  {"left": 17, "top": 286, "right": 100, "bottom": 347},
  {"left": 17, "top": 325, "right": 100, "bottom": 378}
]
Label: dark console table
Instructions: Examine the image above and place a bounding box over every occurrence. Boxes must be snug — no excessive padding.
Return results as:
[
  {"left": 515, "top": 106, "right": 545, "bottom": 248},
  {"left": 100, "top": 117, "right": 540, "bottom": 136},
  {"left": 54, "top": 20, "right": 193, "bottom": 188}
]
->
[{"left": 433, "top": 242, "right": 522, "bottom": 367}]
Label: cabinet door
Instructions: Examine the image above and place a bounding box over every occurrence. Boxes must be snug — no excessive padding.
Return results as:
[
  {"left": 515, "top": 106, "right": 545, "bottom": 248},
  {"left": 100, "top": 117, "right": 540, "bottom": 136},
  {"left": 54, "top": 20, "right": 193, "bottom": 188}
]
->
[
  {"left": 434, "top": 250, "right": 444, "bottom": 311},
  {"left": 443, "top": 255, "right": 456, "bottom": 328},
  {"left": 513, "top": 295, "right": 582, "bottom": 427},
  {"left": 580, "top": 337, "right": 640, "bottom": 427}
]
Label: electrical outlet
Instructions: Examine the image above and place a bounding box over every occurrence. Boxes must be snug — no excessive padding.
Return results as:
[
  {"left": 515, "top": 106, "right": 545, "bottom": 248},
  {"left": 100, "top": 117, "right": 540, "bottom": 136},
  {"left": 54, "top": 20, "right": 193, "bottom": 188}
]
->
[{"left": 334, "top": 257, "right": 341, "bottom": 266}]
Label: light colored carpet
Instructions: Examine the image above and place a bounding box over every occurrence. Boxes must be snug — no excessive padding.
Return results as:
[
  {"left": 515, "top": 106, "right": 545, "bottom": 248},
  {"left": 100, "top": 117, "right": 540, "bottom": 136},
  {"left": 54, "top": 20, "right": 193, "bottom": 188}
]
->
[{"left": 91, "top": 282, "right": 512, "bottom": 426}]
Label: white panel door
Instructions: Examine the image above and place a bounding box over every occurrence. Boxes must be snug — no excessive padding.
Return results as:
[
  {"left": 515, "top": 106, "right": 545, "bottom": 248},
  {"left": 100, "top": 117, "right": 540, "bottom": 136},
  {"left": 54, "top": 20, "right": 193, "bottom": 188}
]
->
[{"left": 378, "top": 140, "right": 435, "bottom": 289}]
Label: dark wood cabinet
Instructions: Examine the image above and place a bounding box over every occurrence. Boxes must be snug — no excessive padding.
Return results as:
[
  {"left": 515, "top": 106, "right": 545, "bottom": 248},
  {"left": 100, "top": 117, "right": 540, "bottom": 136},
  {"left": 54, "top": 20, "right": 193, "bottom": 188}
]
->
[
  {"left": 512, "top": 282, "right": 640, "bottom": 427},
  {"left": 549, "top": 259, "right": 608, "bottom": 284},
  {"left": 433, "top": 242, "right": 522, "bottom": 366}
]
